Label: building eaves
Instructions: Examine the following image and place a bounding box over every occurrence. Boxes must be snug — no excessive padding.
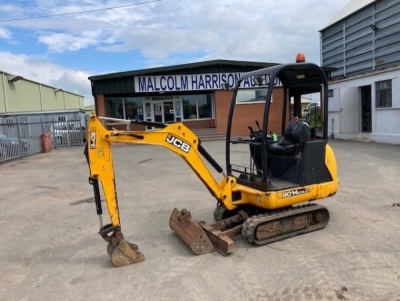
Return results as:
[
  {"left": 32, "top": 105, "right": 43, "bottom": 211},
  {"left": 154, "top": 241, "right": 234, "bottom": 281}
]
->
[
  {"left": 88, "top": 59, "right": 277, "bottom": 81},
  {"left": 320, "top": 0, "right": 376, "bottom": 31}
]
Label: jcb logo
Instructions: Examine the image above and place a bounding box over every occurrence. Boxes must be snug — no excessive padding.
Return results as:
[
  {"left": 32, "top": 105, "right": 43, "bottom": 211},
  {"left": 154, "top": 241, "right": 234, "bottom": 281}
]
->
[{"left": 166, "top": 134, "right": 191, "bottom": 153}]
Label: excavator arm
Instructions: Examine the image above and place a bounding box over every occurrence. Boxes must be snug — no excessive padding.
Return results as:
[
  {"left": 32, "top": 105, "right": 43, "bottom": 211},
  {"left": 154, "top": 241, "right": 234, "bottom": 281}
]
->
[{"left": 86, "top": 114, "right": 242, "bottom": 266}]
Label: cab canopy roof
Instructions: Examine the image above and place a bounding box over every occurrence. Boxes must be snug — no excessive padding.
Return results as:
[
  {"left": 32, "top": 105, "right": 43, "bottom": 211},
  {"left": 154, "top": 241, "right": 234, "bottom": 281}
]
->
[{"left": 239, "top": 62, "right": 329, "bottom": 95}]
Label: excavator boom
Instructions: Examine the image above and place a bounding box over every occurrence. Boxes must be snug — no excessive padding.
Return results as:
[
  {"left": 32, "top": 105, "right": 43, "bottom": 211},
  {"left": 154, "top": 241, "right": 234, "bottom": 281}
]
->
[{"left": 86, "top": 114, "right": 241, "bottom": 265}]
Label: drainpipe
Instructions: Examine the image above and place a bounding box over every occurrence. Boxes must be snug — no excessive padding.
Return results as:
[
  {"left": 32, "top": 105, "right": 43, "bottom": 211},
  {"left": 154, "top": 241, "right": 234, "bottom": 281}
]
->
[
  {"left": 39, "top": 84, "right": 44, "bottom": 111},
  {"left": 1, "top": 72, "right": 8, "bottom": 113},
  {"left": 319, "top": 32, "right": 323, "bottom": 66}
]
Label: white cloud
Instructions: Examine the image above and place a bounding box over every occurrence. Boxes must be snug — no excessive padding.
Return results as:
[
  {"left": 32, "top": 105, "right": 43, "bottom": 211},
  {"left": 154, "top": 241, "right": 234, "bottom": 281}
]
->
[
  {"left": 48, "top": 0, "right": 348, "bottom": 64},
  {"left": 3, "top": 0, "right": 348, "bottom": 64},
  {"left": 38, "top": 30, "right": 103, "bottom": 52},
  {"left": 51, "top": 70, "right": 93, "bottom": 101},
  {"left": 0, "top": 27, "right": 11, "bottom": 39}
]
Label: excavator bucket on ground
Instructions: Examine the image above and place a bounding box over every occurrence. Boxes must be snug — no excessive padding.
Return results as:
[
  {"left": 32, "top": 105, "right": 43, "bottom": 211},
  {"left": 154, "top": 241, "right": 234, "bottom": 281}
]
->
[
  {"left": 107, "top": 238, "right": 145, "bottom": 267},
  {"left": 169, "top": 208, "right": 247, "bottom": 256},
  {"left": 102, "top": 229, "right": 145, "bottom": 267}
]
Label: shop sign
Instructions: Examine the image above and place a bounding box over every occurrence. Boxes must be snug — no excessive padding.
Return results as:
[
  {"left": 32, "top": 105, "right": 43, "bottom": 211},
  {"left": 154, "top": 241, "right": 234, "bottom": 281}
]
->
[{"left": 134, "top": 73, "right": 281, "bottom": 92}]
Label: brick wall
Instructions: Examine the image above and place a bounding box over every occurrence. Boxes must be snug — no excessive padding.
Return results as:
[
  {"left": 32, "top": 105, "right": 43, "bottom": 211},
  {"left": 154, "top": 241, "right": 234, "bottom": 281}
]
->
[
  {"left": 215, "top": 88, "right": 285, "bottom": 137},
  {"left": 183, "top": 119, "right": 210, "bottom": 129},
  {"left": 95, "top": 94, "right": 105, "bottom": 116}
]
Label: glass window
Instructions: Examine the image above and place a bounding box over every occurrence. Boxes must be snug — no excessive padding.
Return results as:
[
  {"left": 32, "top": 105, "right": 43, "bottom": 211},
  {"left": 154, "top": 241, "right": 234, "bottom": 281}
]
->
[
  {"left": 182, "top": 94, "right": 212, "bottom": 119},
  {"left": 105, "top": 97, "right": 143, "bottom": 119},
  {"left": 105, "top": 98, "right": 123, "bottom": 118},
  {"left": 198, "top": 95, "right": 212, "bottom": 118},
  {"left": 236, "top": 88, "right": 268, "bottom": 104},
  {"left": 376, "top": 80, "right": 392, "bottom": 108},
  {"left": 125, "top": 97, "right": 143, "bottom": 120},
  {"left": 183, "top": 95, "right": 197, "bottom": 119}
]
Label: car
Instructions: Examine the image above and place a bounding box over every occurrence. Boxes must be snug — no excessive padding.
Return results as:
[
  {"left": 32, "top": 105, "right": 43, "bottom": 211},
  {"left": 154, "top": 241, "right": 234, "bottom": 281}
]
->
[{"left": 0, "top": 133, "right": 29, "bottom": 158}]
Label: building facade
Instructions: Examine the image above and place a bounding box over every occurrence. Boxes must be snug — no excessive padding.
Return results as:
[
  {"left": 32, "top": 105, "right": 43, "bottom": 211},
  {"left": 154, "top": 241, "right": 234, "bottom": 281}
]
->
[
  {"left": 0, "top": 70, "right": 86, "bottom": 163},
  {"left": 88, "top": 60, "right": 295, "bottom": 137},
  {"left": 320, "top": 0, "right": 400, "bottom": 144}
]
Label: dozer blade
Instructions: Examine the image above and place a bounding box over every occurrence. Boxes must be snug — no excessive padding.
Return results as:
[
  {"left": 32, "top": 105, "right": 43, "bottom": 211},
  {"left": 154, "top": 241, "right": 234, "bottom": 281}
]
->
[
  {"left": 169, "top": 208, "right": 247, "bottom": 256},
  {"left": 169, "top": 208, "right": 216, "bottom": 255}
]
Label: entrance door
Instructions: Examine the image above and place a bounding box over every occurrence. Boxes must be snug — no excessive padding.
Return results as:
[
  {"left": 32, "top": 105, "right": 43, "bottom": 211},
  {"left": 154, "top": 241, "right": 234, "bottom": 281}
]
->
[
  {"left": 339, "top": 87, "right": 360, "bottom": 134},
  {"left": 163, "top": 101, "right": 174, "bottom": 122},
  {"left": 153, "top": 102, "right": 163, "bottom": 122},
  {"left": 143, "top": 99, "right": 182, "bottom": 128},
  {"left": 153, "top": 101, "right": 176, "bottom": 123},
  {"left": 361, "top": 86, "right": 372, "bottom": 132}
]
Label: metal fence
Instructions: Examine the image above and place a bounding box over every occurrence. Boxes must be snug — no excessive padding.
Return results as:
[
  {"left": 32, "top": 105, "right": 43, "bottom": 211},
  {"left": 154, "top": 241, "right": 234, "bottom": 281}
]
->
[{"left": 0, "top": 116, "right": 86, "bottom": 164}]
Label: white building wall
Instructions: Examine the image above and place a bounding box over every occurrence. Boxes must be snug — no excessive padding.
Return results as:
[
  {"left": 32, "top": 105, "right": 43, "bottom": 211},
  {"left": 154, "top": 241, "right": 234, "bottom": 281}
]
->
[{"left": 328, "top": 67, "right": 400, "bottom": 144}]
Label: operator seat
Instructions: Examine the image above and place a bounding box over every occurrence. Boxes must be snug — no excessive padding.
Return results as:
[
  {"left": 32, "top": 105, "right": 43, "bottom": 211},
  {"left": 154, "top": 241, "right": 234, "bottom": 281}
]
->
[
  {"left": 292, "top": 121, "right": 311, "bottom": 150},
  {"left": 267, "top": 119, "right": 311, "bottom": 155}
]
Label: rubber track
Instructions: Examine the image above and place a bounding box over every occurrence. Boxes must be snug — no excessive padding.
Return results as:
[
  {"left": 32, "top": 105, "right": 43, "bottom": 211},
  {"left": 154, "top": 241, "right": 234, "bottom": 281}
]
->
[{"left": 241, "top": 203, "right": 330, "bottom": 246}]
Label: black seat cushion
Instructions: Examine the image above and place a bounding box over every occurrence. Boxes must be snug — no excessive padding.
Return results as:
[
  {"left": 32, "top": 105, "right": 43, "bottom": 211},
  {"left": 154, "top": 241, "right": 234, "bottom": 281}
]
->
[{"left": 267, "top": 142, "right": 297, "bottom": 155}]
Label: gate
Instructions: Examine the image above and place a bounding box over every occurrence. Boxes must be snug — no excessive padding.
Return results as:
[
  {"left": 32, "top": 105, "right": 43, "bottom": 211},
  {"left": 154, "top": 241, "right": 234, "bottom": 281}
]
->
[{"left": 0, "top": 116, "right": 86, "bottom": 164}]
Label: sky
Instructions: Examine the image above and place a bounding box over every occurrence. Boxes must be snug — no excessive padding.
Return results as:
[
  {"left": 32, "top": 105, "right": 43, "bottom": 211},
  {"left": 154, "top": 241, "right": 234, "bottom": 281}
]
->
[{"left": 0, "top": 0, "right": 350, "bottom": 105}]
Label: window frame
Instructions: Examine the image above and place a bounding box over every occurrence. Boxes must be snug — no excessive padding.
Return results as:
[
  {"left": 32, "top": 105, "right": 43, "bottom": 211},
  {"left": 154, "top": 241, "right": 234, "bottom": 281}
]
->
[{"left": 375, "top": 80, "right": 392, "bottom": 108}]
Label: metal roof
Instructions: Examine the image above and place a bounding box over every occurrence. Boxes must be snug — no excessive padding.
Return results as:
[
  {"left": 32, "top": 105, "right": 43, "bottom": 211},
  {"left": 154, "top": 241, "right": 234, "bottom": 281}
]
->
[
  {"left": 88, "top": 59, "right": 277, "bottom": 81},
  {"left": 320, "top": 0, "right": 376, "bottom": 31}
]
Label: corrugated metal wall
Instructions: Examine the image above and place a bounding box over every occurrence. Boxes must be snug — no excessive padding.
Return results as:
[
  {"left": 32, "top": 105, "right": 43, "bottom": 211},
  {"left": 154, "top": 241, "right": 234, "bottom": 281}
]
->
[{"left": 321, "top": 0, "right": 400, "bottom": 78}]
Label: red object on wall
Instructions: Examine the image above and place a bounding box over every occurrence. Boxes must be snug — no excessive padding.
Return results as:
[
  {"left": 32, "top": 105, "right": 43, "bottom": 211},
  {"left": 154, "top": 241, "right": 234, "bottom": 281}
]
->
[
  {"left": 210, "top": 118, "right": 215, "bottom": 128},
  {"left": 41, "top": 133, "right": 52, "bottom": 153}
]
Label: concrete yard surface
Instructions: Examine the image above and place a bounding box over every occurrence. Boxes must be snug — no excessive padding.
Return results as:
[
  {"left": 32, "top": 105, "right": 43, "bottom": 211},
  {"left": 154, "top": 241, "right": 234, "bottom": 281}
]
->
[{"left": 0, "top": 140, "right": 399, "bottom": 301}]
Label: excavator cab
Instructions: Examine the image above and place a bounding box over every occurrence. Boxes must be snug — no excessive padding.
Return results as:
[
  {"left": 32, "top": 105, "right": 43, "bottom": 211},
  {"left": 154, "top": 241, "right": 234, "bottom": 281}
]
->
[{"left": 226, "top": 62, "right": 332, "bottom": 194}]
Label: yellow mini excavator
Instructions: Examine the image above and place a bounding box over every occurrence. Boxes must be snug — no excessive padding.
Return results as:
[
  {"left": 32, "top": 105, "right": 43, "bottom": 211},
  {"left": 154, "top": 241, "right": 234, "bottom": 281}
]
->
[{"left": 85, "top": 60, "right": 339, "bottom": 267}]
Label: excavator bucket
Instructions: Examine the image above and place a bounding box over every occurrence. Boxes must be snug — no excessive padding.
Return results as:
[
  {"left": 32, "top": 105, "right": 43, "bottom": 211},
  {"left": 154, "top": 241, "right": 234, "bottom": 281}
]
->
[
  {"left": 169, "top": 208, "right": 247, "bottom": 256},
  {"left": 107, "top": 239, "right": 145, "bottom": 267},
  {"left": 102, "top": 230, "right": 145, "bottom": 267}
]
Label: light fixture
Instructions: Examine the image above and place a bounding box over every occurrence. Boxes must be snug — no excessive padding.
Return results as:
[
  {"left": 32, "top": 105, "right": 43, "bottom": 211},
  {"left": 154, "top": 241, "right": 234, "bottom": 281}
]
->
[
  {"left": 8, "top": 76, "right": 23, "bottom": 83},
  {"left": 253, "top": 75, "right": 264, "bottom": 86},
  {"left": 370, "top": 24, "right": 379, "bottom": 31},
  {"left": 221, "top": 82, "right": 231, "bottom": 91},
  {"left": 54, "top": 88, "right": 63, "bottom": 93}
]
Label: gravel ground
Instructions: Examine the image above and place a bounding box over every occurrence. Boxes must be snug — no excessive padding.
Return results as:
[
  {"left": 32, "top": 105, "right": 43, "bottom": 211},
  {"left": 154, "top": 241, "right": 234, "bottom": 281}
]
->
[{"left": 0, "top": 139, "right": 399, "bottom": 301}]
